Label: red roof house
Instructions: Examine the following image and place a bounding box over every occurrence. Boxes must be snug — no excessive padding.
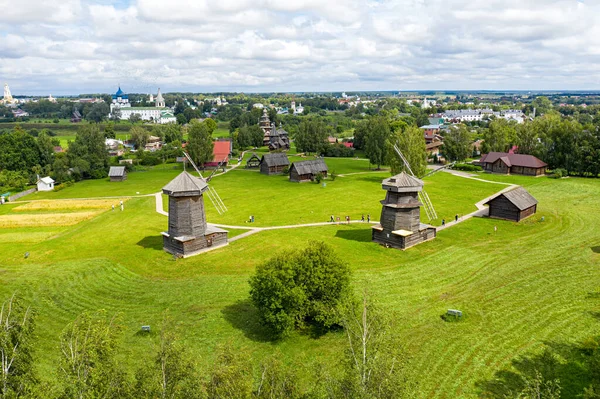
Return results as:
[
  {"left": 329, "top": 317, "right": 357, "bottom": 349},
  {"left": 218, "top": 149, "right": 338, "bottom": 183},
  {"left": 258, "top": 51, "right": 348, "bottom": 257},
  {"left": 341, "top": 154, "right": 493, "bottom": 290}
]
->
[
  {"left": 204, "top": 140, "right": 231, "bottom": 168},
  {"left": 479, "top": 152, "right": 547, "bottom": 176}
]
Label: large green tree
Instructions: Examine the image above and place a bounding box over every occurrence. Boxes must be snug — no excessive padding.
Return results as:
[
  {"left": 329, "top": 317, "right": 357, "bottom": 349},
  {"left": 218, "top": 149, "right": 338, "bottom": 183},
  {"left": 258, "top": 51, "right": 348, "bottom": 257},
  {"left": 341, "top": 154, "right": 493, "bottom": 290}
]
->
[
  {"left": 295, "top": 119, "right": 327, "bottom": 154},
  {"left": 187, "top": 120, "right": 214, "bottom": 168},
  {"left": 249, "top": 241, "right": 352, "bottom": 338},
  {"left": 482, "top": 119, "right": 517, "bottom": 153},
  {"left": 443, "top": 125, "right": 472, "bottom": 162},
  {"left": 388, "top": 125, "right": 427, "bottom": 177},
  {"left": 67, "top": 125, "right": 109, "bottom": 180},
  {"left": 129, "top": 126, "right": 150, "bottom": 150},
  {"left": 85, "top": 102, "right": 110, "bottom": 123},
  {"left": 364, "top": 116, "right": 391, "bottom": 170},
  {"left": 0, "top": 126, "right": 42, "bottom": 172}
]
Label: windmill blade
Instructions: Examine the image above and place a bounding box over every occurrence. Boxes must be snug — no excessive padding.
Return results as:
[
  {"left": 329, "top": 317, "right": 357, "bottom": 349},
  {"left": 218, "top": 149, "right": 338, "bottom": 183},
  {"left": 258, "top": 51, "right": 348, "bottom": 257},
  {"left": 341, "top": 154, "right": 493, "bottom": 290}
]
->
[
  {"left": 421, "top": 161, "right": 456, "bottom": 179},
  {"left": 393, "top": 143, "right": 437, "bottom": 221},
  {"left": 182, "top": 151, "right": 228, "bottom": 214}
]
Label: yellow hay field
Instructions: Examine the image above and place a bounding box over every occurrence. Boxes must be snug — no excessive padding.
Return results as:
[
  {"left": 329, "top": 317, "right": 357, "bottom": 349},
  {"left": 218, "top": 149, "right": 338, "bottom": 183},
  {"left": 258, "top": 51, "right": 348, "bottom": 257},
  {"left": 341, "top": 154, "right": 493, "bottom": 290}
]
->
[
  {"left": 0, "top": 231, "right": 58, "bottom": 243},
  {"left": 0, "top": 212, "right": 99, "bottom": 228},
  {"left": 14, "top": 199, "right": 126, "bottom": 212}
]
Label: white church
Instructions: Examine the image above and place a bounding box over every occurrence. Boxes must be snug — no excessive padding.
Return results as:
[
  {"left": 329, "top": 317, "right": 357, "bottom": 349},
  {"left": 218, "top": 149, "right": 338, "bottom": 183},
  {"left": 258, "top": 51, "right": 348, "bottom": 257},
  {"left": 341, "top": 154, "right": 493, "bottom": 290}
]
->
[{"left": 109, "top": 87, "right": 176, "bottom": 124}]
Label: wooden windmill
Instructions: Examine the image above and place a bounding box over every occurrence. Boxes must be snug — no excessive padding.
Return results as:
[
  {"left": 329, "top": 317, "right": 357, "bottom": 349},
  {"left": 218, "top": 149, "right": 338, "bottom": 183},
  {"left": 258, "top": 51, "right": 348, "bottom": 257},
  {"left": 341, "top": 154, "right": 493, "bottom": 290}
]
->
[{"left": 160, "top": 152, "right": 228, "bottom": 258}]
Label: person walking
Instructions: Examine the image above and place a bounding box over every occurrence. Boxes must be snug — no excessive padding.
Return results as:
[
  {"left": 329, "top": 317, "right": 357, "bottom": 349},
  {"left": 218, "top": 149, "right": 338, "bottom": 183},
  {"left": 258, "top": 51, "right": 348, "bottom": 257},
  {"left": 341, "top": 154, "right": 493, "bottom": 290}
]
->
[
  {"left": 330, "top": 215, "right": 334, "bottom": 223},
  {"left": 361, "top": 214, "right": 365, "bottom": 222},
  {"left": 455, "top": 214, "right": 458, "bottom": 222},
  {"left": 120, "top": 200, "right": 124, "bottom": 211},
  {"left": 442, "top": 219, "right": 446, "bottom": 226},
  {"left": 367, "top": 214, "right": 370, "bottom": 223}
]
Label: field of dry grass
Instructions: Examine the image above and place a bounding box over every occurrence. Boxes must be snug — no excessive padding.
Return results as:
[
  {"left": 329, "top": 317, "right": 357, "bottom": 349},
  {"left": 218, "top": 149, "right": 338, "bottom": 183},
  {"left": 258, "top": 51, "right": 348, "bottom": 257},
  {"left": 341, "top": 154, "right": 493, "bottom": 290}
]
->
[
  {"left": 13, "top": 199, "right": 127, "bottom": 212},
  {"left": 0, "top": 212, "right": 99, "bottom": 228}
]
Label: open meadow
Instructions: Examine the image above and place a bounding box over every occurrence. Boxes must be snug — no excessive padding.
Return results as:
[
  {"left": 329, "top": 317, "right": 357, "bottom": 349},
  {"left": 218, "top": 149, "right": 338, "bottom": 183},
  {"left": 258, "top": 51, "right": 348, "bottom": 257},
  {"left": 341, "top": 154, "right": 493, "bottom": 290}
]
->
[{"left": 0, "top": 159, "right": 599, "bottom": 398}]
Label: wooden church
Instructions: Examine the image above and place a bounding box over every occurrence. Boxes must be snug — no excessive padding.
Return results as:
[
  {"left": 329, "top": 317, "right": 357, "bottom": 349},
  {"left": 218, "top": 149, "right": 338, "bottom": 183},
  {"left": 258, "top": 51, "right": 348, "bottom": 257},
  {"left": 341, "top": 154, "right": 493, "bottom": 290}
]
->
[
  {"left": 161, "top": 171, "right": 228, "bottom": 257},
  {"left": 372, "top": 172, "right": 436, "bottom": 249}
]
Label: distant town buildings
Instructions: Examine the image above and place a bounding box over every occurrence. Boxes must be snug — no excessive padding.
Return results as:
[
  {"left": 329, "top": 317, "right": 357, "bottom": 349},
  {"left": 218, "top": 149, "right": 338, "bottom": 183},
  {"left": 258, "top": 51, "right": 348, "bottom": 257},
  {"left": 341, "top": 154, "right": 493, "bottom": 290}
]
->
[
  {"left": 1, "top": 83, "right": 16, "bottom": 105},
  {"left": 109, "top": 87, "right": 176, "bottom": 124},
  {"left": 441, "top": 109, "right": 527, "bottom": 124}
]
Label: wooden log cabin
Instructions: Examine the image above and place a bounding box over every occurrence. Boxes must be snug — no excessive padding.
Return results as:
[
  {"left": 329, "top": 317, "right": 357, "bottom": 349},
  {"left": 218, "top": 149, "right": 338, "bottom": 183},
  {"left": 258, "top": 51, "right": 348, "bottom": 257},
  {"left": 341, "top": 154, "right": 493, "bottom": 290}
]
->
[
  {"left": 479, "top": 152, "right": 547, "bottom": 176},
  {"left": 484, "top": 186, "right": 538, "bottom": 222},
  {"left": 260, "top": 153, "right": 290, "bottom": 175},
  {"left": 246, "top": 153, "right": 261, "bottom": 169},
  {"left": 289, "top": 159, "right": 328, "bottom": 183},
  {"left": 108, "top": 166, "right": 127, "bottom": 182}
]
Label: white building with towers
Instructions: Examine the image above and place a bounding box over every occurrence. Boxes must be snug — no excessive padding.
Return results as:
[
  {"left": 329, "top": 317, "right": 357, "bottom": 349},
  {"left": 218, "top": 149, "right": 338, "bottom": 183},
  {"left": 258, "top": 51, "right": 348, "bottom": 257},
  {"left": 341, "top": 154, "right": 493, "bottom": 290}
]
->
[
  {"left": 2, "top": 83, "right": 16, "bottom": 105},
  {"left": 109, "top": 87, "right": 175, "bottom": 124}
]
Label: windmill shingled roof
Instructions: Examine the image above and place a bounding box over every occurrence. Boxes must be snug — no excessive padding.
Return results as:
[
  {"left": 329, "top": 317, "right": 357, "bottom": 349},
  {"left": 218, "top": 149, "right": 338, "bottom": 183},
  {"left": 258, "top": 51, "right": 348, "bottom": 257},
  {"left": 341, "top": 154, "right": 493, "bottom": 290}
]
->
[
  {"left": 484, "top": 186, "right": 538, "bottom": 211},
  {"left": 382, "top": 172, "right": 424, "bottom": 188},
  {"left": 162, "top": 171, "right": 208, "bottom": 196}
]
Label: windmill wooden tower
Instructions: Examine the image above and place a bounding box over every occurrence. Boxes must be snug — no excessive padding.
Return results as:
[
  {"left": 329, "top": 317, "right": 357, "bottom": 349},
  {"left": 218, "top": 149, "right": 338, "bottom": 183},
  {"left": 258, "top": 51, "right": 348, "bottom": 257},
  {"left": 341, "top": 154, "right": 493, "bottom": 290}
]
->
[
  {"left": 371, "top": 144, "right": 437, "bottom": 249},
  {"left": 161, "top": 152, "right": 228, "bottom": 257}
]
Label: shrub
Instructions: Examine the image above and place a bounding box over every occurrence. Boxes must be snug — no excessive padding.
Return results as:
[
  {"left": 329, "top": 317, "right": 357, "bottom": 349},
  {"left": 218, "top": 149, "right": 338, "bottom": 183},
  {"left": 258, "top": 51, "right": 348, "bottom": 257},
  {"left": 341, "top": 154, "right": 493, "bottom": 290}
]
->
[
  {"left": 552, "top": 168, "right": 568, "bottom": 178},
  {"left": 249, "top": 241, "right": 352, "bottom": 337},
  {"left": 330, "top": 170, "right": 337, "bottom": 181},
  {"left": 453, "top": 163, "right": 482, "bottom": 172},
  {"left": 314, "top": 172, "right": 324, "bottom": 183},
  {"left": 282, "top": 166, "right": 290, "bottom": 175}
]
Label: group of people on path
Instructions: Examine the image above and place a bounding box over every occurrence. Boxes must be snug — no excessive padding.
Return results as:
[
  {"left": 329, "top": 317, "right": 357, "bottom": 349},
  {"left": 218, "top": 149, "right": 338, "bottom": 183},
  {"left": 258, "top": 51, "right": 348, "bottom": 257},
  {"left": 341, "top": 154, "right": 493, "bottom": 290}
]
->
[{"left": 330, "top": 214, "right": 371, "bottom": 224}]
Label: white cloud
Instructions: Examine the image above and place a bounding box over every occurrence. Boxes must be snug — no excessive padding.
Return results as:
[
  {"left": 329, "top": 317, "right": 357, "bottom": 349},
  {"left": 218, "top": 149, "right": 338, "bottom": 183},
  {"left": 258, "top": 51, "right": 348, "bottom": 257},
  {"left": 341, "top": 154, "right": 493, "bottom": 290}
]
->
[{"left": 1, "top": 0, "right": 600, "bottom": 94}]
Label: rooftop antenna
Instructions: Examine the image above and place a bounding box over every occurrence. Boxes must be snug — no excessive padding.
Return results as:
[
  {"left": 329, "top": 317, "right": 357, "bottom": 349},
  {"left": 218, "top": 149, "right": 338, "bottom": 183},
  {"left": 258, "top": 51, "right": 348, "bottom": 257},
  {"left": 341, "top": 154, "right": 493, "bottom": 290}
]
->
[
  {"left": 182, "top": 151, "right": 227, "bottom": 215},
  {"left": 393, "top": 143, "right": 437, "bottom": 221}
]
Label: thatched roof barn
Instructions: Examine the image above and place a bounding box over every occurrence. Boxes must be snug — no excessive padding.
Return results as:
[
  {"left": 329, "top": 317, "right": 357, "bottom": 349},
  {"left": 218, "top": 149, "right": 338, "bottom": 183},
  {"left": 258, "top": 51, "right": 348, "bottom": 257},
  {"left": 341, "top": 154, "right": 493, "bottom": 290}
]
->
[
  {"left": 484, "top": 186, "right": 538, "bottom": 222},
  {"left": 108, "top": 166, "right": 127, "bottom": 182},
  {"left": 260, "top": 153, "right": 290, "bottom": 175},
  {"left": 479, "top": 152, "right": 547, "bottom": 176},
  {"left": 372, "top": 172, "right": 436, "bottom": 249},
  {"left": 289, "top": 159, "right": 328, "bottom": 182},
  {"left": 161, "top": 172, "right": 228, "bottom": 257}
]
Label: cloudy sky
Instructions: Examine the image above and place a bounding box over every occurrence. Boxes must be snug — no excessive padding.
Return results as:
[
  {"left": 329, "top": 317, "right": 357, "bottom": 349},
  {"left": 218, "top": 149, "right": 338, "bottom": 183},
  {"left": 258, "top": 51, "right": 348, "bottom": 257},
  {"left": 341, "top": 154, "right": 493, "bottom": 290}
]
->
[{"left": 0, "top": 0, "right": 598, "bottom": 95}]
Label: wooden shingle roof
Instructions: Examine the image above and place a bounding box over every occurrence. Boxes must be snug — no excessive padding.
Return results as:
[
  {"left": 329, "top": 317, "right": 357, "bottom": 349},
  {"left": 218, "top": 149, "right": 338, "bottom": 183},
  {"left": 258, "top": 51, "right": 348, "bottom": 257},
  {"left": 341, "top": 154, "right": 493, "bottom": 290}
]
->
[
  {"left": 291, "top": 159, "right": 328, "bottom": 175},
  {"left": 485, "top": 186, "right": 538, "bottom": 210},
  {"left": 162, "top": 171, "right": 208, "bottom": 197},
  {"left": 382, "top": 172, "right": 424, "bottom": 190},
  {"left": 480, "top": 152, "right": 547, "bottom": 168},
  {"left": 261, "top": 153, "right": 290, "bottom": 167},
  {"left": 108, "top": 166, "right": 126, "bottom": 177}
]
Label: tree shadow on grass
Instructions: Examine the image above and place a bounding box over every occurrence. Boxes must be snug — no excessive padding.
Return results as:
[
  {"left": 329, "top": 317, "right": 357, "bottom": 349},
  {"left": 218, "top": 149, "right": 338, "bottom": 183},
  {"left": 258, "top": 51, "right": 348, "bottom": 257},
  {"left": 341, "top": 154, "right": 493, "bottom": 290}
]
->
[
  {"left": 591, "top": 246, "right": 600, "bottom": 254},
  {"left": 334, "top": 228, "right": 372, "bottom": 243},
  {"left": 475, "top": 340, "right": 594, "bottom": 398},
  {"left": 136, "top": 236, "right": 163, "bottom": 251},
  {"left": 221, "top": 299, "right": 277, "bottom": 343}
]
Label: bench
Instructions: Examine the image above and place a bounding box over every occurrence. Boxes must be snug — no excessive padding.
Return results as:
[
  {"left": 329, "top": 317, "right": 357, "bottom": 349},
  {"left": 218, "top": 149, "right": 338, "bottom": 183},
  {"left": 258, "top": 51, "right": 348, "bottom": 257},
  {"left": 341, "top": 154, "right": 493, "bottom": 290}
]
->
[
  {"left": 141, "top": 325, "right": 151, "bottom": 332},
  {"left": 446, "top": 309, "right": 462, "bottom": 318}
]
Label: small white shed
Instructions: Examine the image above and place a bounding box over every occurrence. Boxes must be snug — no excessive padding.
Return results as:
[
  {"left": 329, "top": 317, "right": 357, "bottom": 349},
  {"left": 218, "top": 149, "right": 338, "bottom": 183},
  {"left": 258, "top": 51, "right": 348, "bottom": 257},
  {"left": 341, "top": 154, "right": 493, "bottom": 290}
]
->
[{"left": 37, "top": 176, "right": 55, "bottom": 192}]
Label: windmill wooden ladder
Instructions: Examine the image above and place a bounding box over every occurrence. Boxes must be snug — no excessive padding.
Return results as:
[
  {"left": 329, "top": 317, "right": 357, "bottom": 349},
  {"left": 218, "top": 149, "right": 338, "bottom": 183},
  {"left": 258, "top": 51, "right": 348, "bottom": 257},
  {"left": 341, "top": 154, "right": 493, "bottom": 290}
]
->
[{"left": 182, "top": 151, "right": 228, "bottom": 215}]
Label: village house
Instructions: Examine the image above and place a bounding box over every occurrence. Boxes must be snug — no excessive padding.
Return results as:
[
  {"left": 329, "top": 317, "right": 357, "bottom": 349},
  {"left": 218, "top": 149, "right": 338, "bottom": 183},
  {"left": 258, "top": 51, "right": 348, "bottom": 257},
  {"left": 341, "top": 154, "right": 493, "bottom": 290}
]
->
[
  {"left": 204, "top": 140, "right": 231, "bottom": 169},
  {"left": 484, "top": 186, "right": 538, "bottom": 222},
  {"left": 37, "top": 176, "right": 55, "bottom": 191},
  {"left": 259, "top": 153, "right": 289, "bottom": 175},
  {"left": 479, "top": 152, "right": 547, "bottom": 176},
  {"left": 289, "top": 159, "right": 328, "bottom": 182},
  {"left": 108, "top": 166, "right": 127, "bottom": 182}
]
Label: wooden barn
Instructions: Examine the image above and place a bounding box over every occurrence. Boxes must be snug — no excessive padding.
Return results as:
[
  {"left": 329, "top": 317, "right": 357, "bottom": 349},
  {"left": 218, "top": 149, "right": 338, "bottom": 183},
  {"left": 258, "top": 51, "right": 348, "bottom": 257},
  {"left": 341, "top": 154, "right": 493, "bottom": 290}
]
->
[
  {"left": 246, "top": 153, "right": 261, "bottom": 169},
  {"left": 289, "top": 159, "right": 328, "bottom": 183},
  {"left": 479, "top": 152, "right": 547, "bottom": 176},
  {"left": 484, "top": 186, "right": 538, "bottom": 222},
  {"left": 260, "top": 153, "right": 289, "bottom": 175},
  {"left": 108, "top": 166, "right": 127, "bottom": 182},
  {"left": 161, "top": 172, "right": 228, "bottom": 257}
]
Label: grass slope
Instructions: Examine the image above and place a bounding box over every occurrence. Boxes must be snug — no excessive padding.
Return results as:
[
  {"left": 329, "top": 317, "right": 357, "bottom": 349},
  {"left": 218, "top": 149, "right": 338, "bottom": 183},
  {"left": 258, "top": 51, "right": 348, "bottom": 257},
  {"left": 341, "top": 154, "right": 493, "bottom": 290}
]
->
[{"left": 0, "top": 170, "right": 598, "bottom": 398}]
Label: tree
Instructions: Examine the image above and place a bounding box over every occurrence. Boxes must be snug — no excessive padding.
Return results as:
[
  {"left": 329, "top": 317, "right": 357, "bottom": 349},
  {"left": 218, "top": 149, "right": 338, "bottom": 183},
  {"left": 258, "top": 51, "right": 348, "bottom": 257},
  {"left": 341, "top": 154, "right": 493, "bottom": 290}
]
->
[
  {"left": 255, "top": 353, "right": 302, "bottom": 399},
  {"left": 67, "top": 125, "right": 109, "bottom": 179},
  {"left": 295, "top": 119, "right": 327, "bottom": 154},
  {"left": 204, "top": 118, "right": 217, "bottom": 135},
  {"left": 104, "top": 123, "right": 116, "bottom": 139},
  {"left": 36, "top": 130, "right": 55, "bottom": 169},
  {"left": 187, "top": 120, "right": 214, "bottom": 168},
  {"left": 109, "top": 108, "right": 121, "bottom": 122},
  {"left": 134, "top": 315, "right": 203, "bottom": 399},
  {"left": 482, "top": 119, "right": 517, "bottom": 153},
  {"left": 532, "top": 96, "right": 553, "bottom": 116},
  {"left": 176, "top": 114, "right": 187, "bottom": 125},
  {"left": 0, "top": 126, "right": 42, "bottom": 172},
  {"left": 330, "top": 292, "right": 413, "bottom": 399},
  {"left": 0, "top": 294, "right": 37, "bottom": 399},
  {"left": 352, "top": 120, "right": 368, "bottom": 150},
  {"left": 388, "top": 125, "right": 427, "bottom": 177},
  {"left": 129, "top": 126, "right": 150, "bottom": 150},
  {"left": 516, "top": 370, "right": 561, "bottom": 399},
  {"left": 443, "top": 125, "right": 472, "bottom": 162},
  {"left": 85, "top": 102, "right": 109, "bottom": 123},
  {"left": 364, "top": 117, "right": 390, "bottom": 170},
  {"left": 129, "top": 113, "right": 142, "bottom": 124},
  {"left": 207, "top": 344, "right": 253, "bottom": 399},
  {"left": 57, "top": 311, "right": 130, "bottom": 399},
  {"left": 249, "top": 241, "right": 352, "bottom": 337}
]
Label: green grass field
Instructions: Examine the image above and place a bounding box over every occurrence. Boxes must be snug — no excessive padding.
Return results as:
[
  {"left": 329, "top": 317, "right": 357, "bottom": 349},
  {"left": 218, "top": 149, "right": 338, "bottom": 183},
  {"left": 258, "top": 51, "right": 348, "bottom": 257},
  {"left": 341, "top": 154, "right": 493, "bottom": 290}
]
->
[{"left": 1, "top": 165, "right": 599, "bottom": 398}]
